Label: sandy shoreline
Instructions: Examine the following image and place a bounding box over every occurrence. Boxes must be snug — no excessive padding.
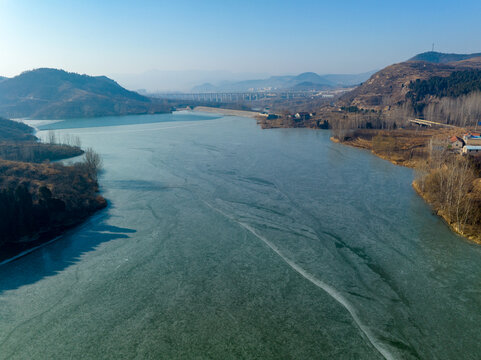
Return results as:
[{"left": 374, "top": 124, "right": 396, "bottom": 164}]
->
[{"left": 193, "top": 106, "right": 261, "bottom": 118}]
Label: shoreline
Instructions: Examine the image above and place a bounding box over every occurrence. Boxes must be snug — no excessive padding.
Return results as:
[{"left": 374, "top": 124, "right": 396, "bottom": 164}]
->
[
  {"left": 193, "top": 106, "right": 261, "bottom": 118},
  {"left": 330, "top": 133, "right": 481, "bottom": 244},
  {"left": 330, "top": 136, "right": 419, "bottom": 168},
  {"left": 0, "top": 235, "right": 63, "bottom": 267},
  {"left": 412, "top": 181, "right": 481, "bottom": 244},
  {"left": 0, "top": 202, "right": 108, "bottom": 265},
  {"left": 0, "top": 209, "right": 108, "bottom": 266}
]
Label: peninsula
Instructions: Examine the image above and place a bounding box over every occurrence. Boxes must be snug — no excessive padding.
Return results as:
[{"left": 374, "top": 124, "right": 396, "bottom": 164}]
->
[{"left": 0, "top": 117, "right": 106, "bottom": 262}]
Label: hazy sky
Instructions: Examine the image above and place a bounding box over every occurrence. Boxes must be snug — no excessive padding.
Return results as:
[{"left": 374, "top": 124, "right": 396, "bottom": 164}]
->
[{"left": 1, "top": 0, "right": 481, "bottom": 78}]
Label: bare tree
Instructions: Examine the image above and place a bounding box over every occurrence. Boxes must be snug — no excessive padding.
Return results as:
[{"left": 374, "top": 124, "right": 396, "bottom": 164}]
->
[
  {"left": 47, "top": 130, "right": 57, "bottom": 144},
  {"left": 84, "top": 148, "right": 102, "bottom": 181},
  {"left": 73, "top": 135, "right": 81, "bottom": 148},
  {"left": 424, "top": 92, "right": 481, "bottom": 127},
  {"left": 417, "top": 145, "right": 477, "bottom": 231}
]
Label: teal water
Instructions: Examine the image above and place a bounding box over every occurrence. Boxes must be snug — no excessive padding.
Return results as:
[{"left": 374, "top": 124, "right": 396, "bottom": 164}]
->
[{"left": 0, "top": 112, "right": 480, "bottom": 359}]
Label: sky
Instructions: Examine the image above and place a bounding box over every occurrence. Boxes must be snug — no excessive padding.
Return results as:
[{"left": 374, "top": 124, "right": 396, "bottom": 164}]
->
[{"left": 1, "top": 0, "right": 481, "bottom": 82}]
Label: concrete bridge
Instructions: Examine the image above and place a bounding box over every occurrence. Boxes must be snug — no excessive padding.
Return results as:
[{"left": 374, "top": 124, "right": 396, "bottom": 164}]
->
[
  {"left": 408, "top": 118, "right": 457, "bottom": 128},
  {"left": 154, "top": 91, "right": 316, "bottom": 102}
]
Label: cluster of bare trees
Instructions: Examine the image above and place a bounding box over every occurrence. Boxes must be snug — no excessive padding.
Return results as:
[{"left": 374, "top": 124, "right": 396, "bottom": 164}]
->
[
  {"left": 424, "top": 92, "right": 481, "bottom": 127},
  {"left": 331, "top": 103, "right": 413, "bottom": 140},
  {"left": 385, "top": 103, "right": 413, "bottom": 128},
  {"left": 0, "top": 144, "right": 36, "bottom": 162},
  {"left": 416, "top": 140, "right": 480, "bottom": 231},
  {"left": 47, "top": 131, "right": 82, "bottom": 148},
  {"left": 83, "top": 148, "right": 102, "bottom": 181}
]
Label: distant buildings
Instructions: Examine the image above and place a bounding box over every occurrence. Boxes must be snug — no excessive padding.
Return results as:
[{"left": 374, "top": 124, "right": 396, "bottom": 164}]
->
[
  {"left": 448, "top": 136, "right": 465, "bottom": 149},
  {"left": 464, "top": 132, "right": 481, "bottom": 139},
  {"left": 463, "top": 132, "right": 481, "bottom": 146},
  {"left": 294, "top": 112, "right": 310, "bottom": 120},
  {"left": 450, "top": 132, "right": 481, "bottom": 156},
  {"left": 462, "top": 145, "right": 481, "bottom": 156},
  {"left": 294, "top": 112, "right": 316, "bottom": 121}
]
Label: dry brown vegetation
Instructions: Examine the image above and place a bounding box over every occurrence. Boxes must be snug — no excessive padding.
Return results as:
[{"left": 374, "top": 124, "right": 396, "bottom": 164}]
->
[
  {"left": 0, "top": 157, "right": 106, "bottom": 260},
  {"left": 414, "top": 148, "right": 481, "bottom": 242},
  {"left": 338, "top": 128, "right": 459, "bottom": 166}
]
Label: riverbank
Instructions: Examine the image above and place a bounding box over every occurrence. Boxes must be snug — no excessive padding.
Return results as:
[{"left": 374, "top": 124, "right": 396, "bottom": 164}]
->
[
  {"left": 0, "top": 158, "right": 107, "bottom": 262},
  {"left": 0, "top": 199, "right": 107, "bottom": 264},
  {"left": 412, "top": 181, "right": 481, "bottom": 244},
  {"left": 330, "top": 128, "right": 481, "bottom": 244},
  {"left": 330, "top": 128, "right": 460, "bottom": 168}
]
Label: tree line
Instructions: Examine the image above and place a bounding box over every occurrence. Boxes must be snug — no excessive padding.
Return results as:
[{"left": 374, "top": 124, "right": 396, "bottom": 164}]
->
[
  {"left": 423, "top": 92, "right": 481, "bottom": 127},
  {"left": 407, "top": 70, "right": 481, "bottom": 102},
  {"left": 330, "top": 103, "right": 413, "bottom": 140}
]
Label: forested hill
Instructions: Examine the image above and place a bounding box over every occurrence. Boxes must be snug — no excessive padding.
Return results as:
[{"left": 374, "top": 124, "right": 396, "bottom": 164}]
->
[
  {"left": 0, "top": 117, "right": 35, "bottom": 142},
  {"left": 0, "top": 68, "right": 169, "bottom": 119},
  {"left": 407, "top": 70, "right": 481, "bottom": 102}
]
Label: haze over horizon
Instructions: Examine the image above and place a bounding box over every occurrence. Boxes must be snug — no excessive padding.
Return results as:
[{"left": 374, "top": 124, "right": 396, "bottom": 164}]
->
[{"left": 1, "top": 0, "right": 481, "bottom": 90}]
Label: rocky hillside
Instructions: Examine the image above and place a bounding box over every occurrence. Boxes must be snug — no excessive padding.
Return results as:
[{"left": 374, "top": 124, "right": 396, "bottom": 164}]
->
[
  {"left": 338, "top": 53, "right": 481, "bottom": 111},
  {"left": 0, "top": 68, "right": 169, "bottom": 119}
]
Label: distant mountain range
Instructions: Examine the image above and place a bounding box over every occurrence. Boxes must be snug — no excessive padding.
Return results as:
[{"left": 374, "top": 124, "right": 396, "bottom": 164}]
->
[
  {"left": 191, "top": 71, "right": 376, "bottom": 93},
  {"left": 0, "top": 68, "right": 168, "bottom": 119},
  {"left": 339, "top": 51, "right": 481, "bottom": 110},
  {"left": 112, "top": 70, "right": 272, "bottom": 93}
]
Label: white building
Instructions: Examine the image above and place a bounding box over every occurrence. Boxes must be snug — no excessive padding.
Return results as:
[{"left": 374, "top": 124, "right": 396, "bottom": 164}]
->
[{"left": 462, "top": 145, "right": 481, "bottom": 156}]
